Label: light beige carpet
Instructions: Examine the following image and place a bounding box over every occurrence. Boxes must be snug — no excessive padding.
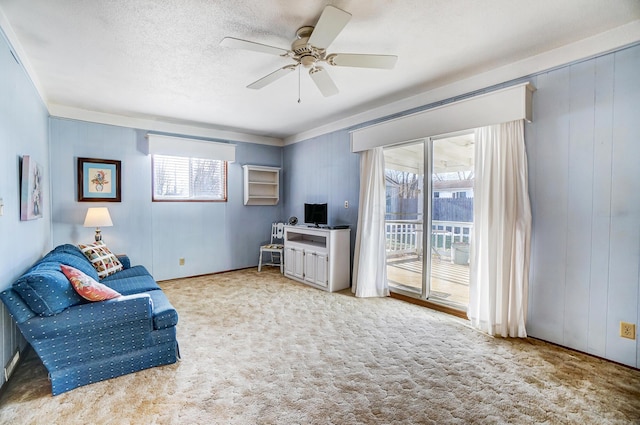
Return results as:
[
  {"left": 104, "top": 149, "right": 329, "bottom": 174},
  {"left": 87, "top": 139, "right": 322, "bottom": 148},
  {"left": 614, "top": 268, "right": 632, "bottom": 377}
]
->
[{"left": 1, "top": 268, "right": 639, "bottom": 424}]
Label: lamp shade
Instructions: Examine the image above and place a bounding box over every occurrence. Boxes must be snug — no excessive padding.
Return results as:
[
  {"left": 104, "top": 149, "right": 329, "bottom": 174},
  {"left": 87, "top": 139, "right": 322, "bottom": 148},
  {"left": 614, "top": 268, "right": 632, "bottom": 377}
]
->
[{"left": 83, "top": 207, "right": 113, "bottom": 227}]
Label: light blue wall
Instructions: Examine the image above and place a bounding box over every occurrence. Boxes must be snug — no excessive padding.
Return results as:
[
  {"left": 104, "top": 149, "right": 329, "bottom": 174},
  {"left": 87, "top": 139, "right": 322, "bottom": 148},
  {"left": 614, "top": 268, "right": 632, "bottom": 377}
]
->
[
  {"left": 1, "top": 19, "right": 638, "bottom": 400},
  {"left": 526, "top": 44, "right": 640, "bottom": 367},
  {"left": 283, "top": 44, "right": 640, "bottom": 368},
  {"left": 0, "top": 32, "right": 50, "bottom": 387},
  {"left": 282, "top": 129, "right": 360, "bottom": 257},
  {"left": 149, "top": 139, "right": 285, "bottom": 279},
  {"left": 50, "top": 118, "right": 283, "bottom": 281},
  {"left": 49, "top": 120, "right": 153, "bottom": 266}
]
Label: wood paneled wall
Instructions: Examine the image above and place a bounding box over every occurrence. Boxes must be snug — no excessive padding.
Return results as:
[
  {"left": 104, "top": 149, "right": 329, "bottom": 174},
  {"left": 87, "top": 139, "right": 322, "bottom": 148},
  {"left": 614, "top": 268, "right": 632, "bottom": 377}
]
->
[
  {"left": 284, "top": 44, "right": 640, "bottom": 368},
  {"left": 526, "top": 45, "right": 640, "bottom": 367},
  {"left": 0, "top": 33, "right": 50, "bottom": 389}
]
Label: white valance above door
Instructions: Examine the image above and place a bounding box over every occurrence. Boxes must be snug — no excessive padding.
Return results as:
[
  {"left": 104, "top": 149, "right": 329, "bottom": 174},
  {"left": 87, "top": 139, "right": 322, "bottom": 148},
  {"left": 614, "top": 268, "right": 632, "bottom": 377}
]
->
[{"left": 350, "top": 82, "right": 535, "bottom": 152}]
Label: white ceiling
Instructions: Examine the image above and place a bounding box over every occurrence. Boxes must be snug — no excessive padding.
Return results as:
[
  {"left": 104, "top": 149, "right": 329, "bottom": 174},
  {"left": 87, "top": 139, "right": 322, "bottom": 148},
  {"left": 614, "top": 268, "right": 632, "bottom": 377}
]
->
[{"left": 1, "top": 0, "right": 639, "bottom": 144}]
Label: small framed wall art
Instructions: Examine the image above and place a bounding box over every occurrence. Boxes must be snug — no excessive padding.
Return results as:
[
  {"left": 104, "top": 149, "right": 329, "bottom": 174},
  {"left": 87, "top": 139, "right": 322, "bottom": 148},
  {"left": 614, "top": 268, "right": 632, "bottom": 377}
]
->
[
  {"left": 20, "top": 155, "right": 44, "bottom": 220},
  {"left": 78, "top": 157, "right": 121, "bottom": 202}
]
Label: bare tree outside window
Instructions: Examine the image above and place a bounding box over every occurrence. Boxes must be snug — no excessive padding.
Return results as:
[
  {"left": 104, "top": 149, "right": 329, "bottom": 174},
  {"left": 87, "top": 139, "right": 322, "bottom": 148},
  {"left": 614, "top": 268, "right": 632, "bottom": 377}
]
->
[
  {"left": 385, "top": 170, "right": 421, "bottom": 199},
  {"left": 153, "top": 155, "right": 227, "bottom": 201}
]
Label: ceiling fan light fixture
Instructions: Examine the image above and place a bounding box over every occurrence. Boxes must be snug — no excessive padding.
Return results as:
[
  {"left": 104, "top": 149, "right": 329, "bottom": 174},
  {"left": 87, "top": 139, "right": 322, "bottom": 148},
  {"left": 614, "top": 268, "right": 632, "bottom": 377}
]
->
[
  {"left": 221, "top": 5, "right": 397, "bottom": 97},
  {"left": 300, "top": 55, "right": 317, "bottom": 68}
]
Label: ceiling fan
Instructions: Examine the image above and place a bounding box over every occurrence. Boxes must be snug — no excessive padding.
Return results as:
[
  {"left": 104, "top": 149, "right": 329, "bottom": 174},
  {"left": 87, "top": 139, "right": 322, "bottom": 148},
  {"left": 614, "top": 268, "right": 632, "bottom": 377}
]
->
[{"left": 220, "top": 5, "right": 398, "bottom": 97}]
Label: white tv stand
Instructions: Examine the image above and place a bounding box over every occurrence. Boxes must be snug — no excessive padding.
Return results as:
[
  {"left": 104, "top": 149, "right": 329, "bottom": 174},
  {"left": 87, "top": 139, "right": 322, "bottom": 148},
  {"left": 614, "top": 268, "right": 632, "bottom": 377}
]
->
[{"left": 283, "top": 225, "right": 351, "bottom": 292}]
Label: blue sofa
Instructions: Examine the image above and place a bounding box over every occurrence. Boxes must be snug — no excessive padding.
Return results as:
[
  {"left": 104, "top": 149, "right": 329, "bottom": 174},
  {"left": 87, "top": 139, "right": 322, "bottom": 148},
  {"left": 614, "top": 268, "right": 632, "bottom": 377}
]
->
[{"left": 0, "top": 244, "right": 179, "bottom": 395}]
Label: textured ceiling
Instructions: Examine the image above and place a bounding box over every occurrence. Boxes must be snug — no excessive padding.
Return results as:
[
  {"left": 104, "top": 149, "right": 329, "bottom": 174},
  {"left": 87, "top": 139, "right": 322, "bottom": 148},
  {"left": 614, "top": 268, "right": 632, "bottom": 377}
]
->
[{"left": 0, "top": 0, "right": 639, "bottom": 141}]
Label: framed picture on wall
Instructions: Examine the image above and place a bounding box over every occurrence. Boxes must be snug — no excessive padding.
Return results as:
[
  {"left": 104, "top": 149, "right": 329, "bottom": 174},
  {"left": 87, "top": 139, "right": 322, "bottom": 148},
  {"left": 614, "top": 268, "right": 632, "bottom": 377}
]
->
[
  {"left": 77, "top": 158, "right": 121, "bottom": 202},
  {"left": 20, "top": 155, "right": 44, "bottom": 220}
]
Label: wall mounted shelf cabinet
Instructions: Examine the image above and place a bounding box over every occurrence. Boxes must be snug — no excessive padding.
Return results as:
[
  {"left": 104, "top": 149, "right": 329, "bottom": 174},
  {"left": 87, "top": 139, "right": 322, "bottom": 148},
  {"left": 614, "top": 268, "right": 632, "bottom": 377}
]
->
[{"left": 242, "top": 165, "right": 280, "bottom": 205}]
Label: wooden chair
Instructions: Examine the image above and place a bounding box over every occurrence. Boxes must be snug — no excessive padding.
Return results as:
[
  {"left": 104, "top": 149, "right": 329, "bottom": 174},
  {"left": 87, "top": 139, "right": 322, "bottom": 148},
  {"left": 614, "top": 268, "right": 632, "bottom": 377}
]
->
[{"left": 258, "top": 222, "right": 285, "bottom": 273}]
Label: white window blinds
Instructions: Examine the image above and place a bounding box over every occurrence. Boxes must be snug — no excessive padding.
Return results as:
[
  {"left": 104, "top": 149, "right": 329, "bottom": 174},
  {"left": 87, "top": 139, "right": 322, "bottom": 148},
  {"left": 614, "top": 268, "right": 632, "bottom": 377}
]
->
[
  {"left": 147, "top": 134, "right": 233, "bottom": 202},
  {"left": 152, "top": 155, "right": 227, "bottom": 201}
]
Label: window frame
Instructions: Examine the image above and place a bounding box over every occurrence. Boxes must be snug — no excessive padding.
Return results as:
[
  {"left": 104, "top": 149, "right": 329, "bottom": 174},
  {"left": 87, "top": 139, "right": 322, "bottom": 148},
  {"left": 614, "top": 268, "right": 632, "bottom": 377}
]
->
[{"left": 151, "top": 154, "right": 228, "bottom": 203}]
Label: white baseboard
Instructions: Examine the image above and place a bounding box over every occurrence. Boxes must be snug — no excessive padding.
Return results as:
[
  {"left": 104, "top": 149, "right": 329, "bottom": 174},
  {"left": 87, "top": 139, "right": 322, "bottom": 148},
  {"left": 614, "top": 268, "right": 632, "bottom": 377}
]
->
[{"left": 4, "top": 350, "right": 20, "bottom": 382}]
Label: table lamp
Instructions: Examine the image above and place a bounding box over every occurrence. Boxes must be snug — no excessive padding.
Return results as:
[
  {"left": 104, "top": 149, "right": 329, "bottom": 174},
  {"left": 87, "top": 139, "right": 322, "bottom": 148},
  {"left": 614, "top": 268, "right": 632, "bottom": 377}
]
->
[{"left": 83, "top": 207, "right": 113, "bottom": 242}]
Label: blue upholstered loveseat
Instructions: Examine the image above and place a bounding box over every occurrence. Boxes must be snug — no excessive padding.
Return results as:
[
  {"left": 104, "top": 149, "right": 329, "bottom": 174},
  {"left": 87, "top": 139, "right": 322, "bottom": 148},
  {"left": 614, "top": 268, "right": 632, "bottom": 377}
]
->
[{"left": 0, "top": 244, "right": 179, "bottom": 395}]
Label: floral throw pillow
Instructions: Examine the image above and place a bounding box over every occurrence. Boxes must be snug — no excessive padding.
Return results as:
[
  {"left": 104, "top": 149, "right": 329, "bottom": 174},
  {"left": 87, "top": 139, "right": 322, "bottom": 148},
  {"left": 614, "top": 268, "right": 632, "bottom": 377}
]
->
[
  {"left": 78, "top": 241, "right": 123, "bottom": 278},
  {"left": 61, "top": 264, "right": 121, "bottom": 301}
]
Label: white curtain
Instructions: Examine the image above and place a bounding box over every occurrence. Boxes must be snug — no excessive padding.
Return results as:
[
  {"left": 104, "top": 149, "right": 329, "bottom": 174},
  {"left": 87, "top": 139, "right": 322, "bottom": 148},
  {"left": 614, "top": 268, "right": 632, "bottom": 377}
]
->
[
  {"left": 352, "top": 147, "right": 389, "bottom": 297},
  {"left": 469, "top": 120, "right": 532, "bottom": 337}
]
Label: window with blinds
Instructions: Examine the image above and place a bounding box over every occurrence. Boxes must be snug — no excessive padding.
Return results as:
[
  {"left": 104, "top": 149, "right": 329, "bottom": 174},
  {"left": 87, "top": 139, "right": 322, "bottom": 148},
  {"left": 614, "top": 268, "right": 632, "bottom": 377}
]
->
[{"left": 152, "top": 155, "right": 227, "bottom": 201}]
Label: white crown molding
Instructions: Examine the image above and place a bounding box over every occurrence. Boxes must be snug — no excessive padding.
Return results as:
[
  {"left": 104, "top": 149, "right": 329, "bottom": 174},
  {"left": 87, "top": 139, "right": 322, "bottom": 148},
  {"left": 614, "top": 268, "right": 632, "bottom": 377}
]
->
[
  {"left": 0, "top": 6, "right": 48, "bottom": 107},
  {"left": 48, "top": 104, "right": 284, "bottom": 146},
  {"left": 2, "top": 5, "right": 283, "bottom": 146},
  {"left": 3, "top": 2, "right": 638, "bottom": 148},
  {"left": 284, "top": 19, "right": 640, "bottom": 145}
]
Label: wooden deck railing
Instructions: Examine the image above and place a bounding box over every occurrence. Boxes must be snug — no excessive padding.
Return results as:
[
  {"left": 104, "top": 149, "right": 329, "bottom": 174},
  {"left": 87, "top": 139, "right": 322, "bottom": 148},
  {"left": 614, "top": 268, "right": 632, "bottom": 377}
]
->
[{"left": 385, "top": 219, "right": 472, "bottom": 257}]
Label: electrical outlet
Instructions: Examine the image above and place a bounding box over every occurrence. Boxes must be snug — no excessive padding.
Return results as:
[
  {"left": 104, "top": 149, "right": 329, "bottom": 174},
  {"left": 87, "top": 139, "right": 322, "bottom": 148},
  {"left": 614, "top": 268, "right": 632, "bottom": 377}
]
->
[
  {"left": 344, "top": 200, "right": 349, "bottom": 208},
  {"left": 179, "top": 258, "right": 185, "bottom": 266},
  {"left": 620, "top": 322, "right": 636, "bottom": 340}
]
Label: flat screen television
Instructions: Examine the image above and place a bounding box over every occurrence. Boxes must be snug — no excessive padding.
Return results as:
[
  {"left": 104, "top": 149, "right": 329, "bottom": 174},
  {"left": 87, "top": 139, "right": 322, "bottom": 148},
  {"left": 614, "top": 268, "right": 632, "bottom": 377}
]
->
[{"left": 304, "top": 203, "right": 328, "bottom": 227}]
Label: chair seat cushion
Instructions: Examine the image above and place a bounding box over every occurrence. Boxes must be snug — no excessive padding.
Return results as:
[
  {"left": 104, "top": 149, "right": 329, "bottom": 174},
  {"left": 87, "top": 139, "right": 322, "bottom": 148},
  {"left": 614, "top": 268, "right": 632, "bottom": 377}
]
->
[{"left": 261, "top": 244, "right": 283, "bottom": 250}]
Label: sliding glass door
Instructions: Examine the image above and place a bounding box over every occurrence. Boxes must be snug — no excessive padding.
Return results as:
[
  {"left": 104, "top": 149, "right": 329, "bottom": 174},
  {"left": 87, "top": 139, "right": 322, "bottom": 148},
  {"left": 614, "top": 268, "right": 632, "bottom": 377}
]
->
[
  {"left": 384, "top": 142, "right": 425, "bottom": 295},
  {"left": 429, "top": 134, "right": 474, "bottom": 307},
  {"left": 384, "top": 133, "right": 474, "bottom": 310}
]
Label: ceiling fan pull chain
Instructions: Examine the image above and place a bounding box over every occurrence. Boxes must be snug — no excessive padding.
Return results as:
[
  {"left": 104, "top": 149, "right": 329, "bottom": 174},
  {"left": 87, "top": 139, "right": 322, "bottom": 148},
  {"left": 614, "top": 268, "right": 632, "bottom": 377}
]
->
[{"left": 298, "top": 65, "right": 302, "bottom": 104}]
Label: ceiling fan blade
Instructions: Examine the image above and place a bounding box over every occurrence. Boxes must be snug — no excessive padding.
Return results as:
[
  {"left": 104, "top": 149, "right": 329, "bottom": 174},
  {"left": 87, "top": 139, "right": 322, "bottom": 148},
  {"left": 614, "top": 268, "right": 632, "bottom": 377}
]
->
[
  {"left": 220, "top": 37, "right": 289, "bottom": 56},
  {"left": 247, "top": 65, "right": 297, "bottom": 90},
  {"left": 309, "top": 67, "right": 339, "bottom": 97},
  {"left": 308, "top": 5, "right": 352, "bottom": 49},
  {"left": 327, "top": 53, "right": 398, "bottom": 69}
]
